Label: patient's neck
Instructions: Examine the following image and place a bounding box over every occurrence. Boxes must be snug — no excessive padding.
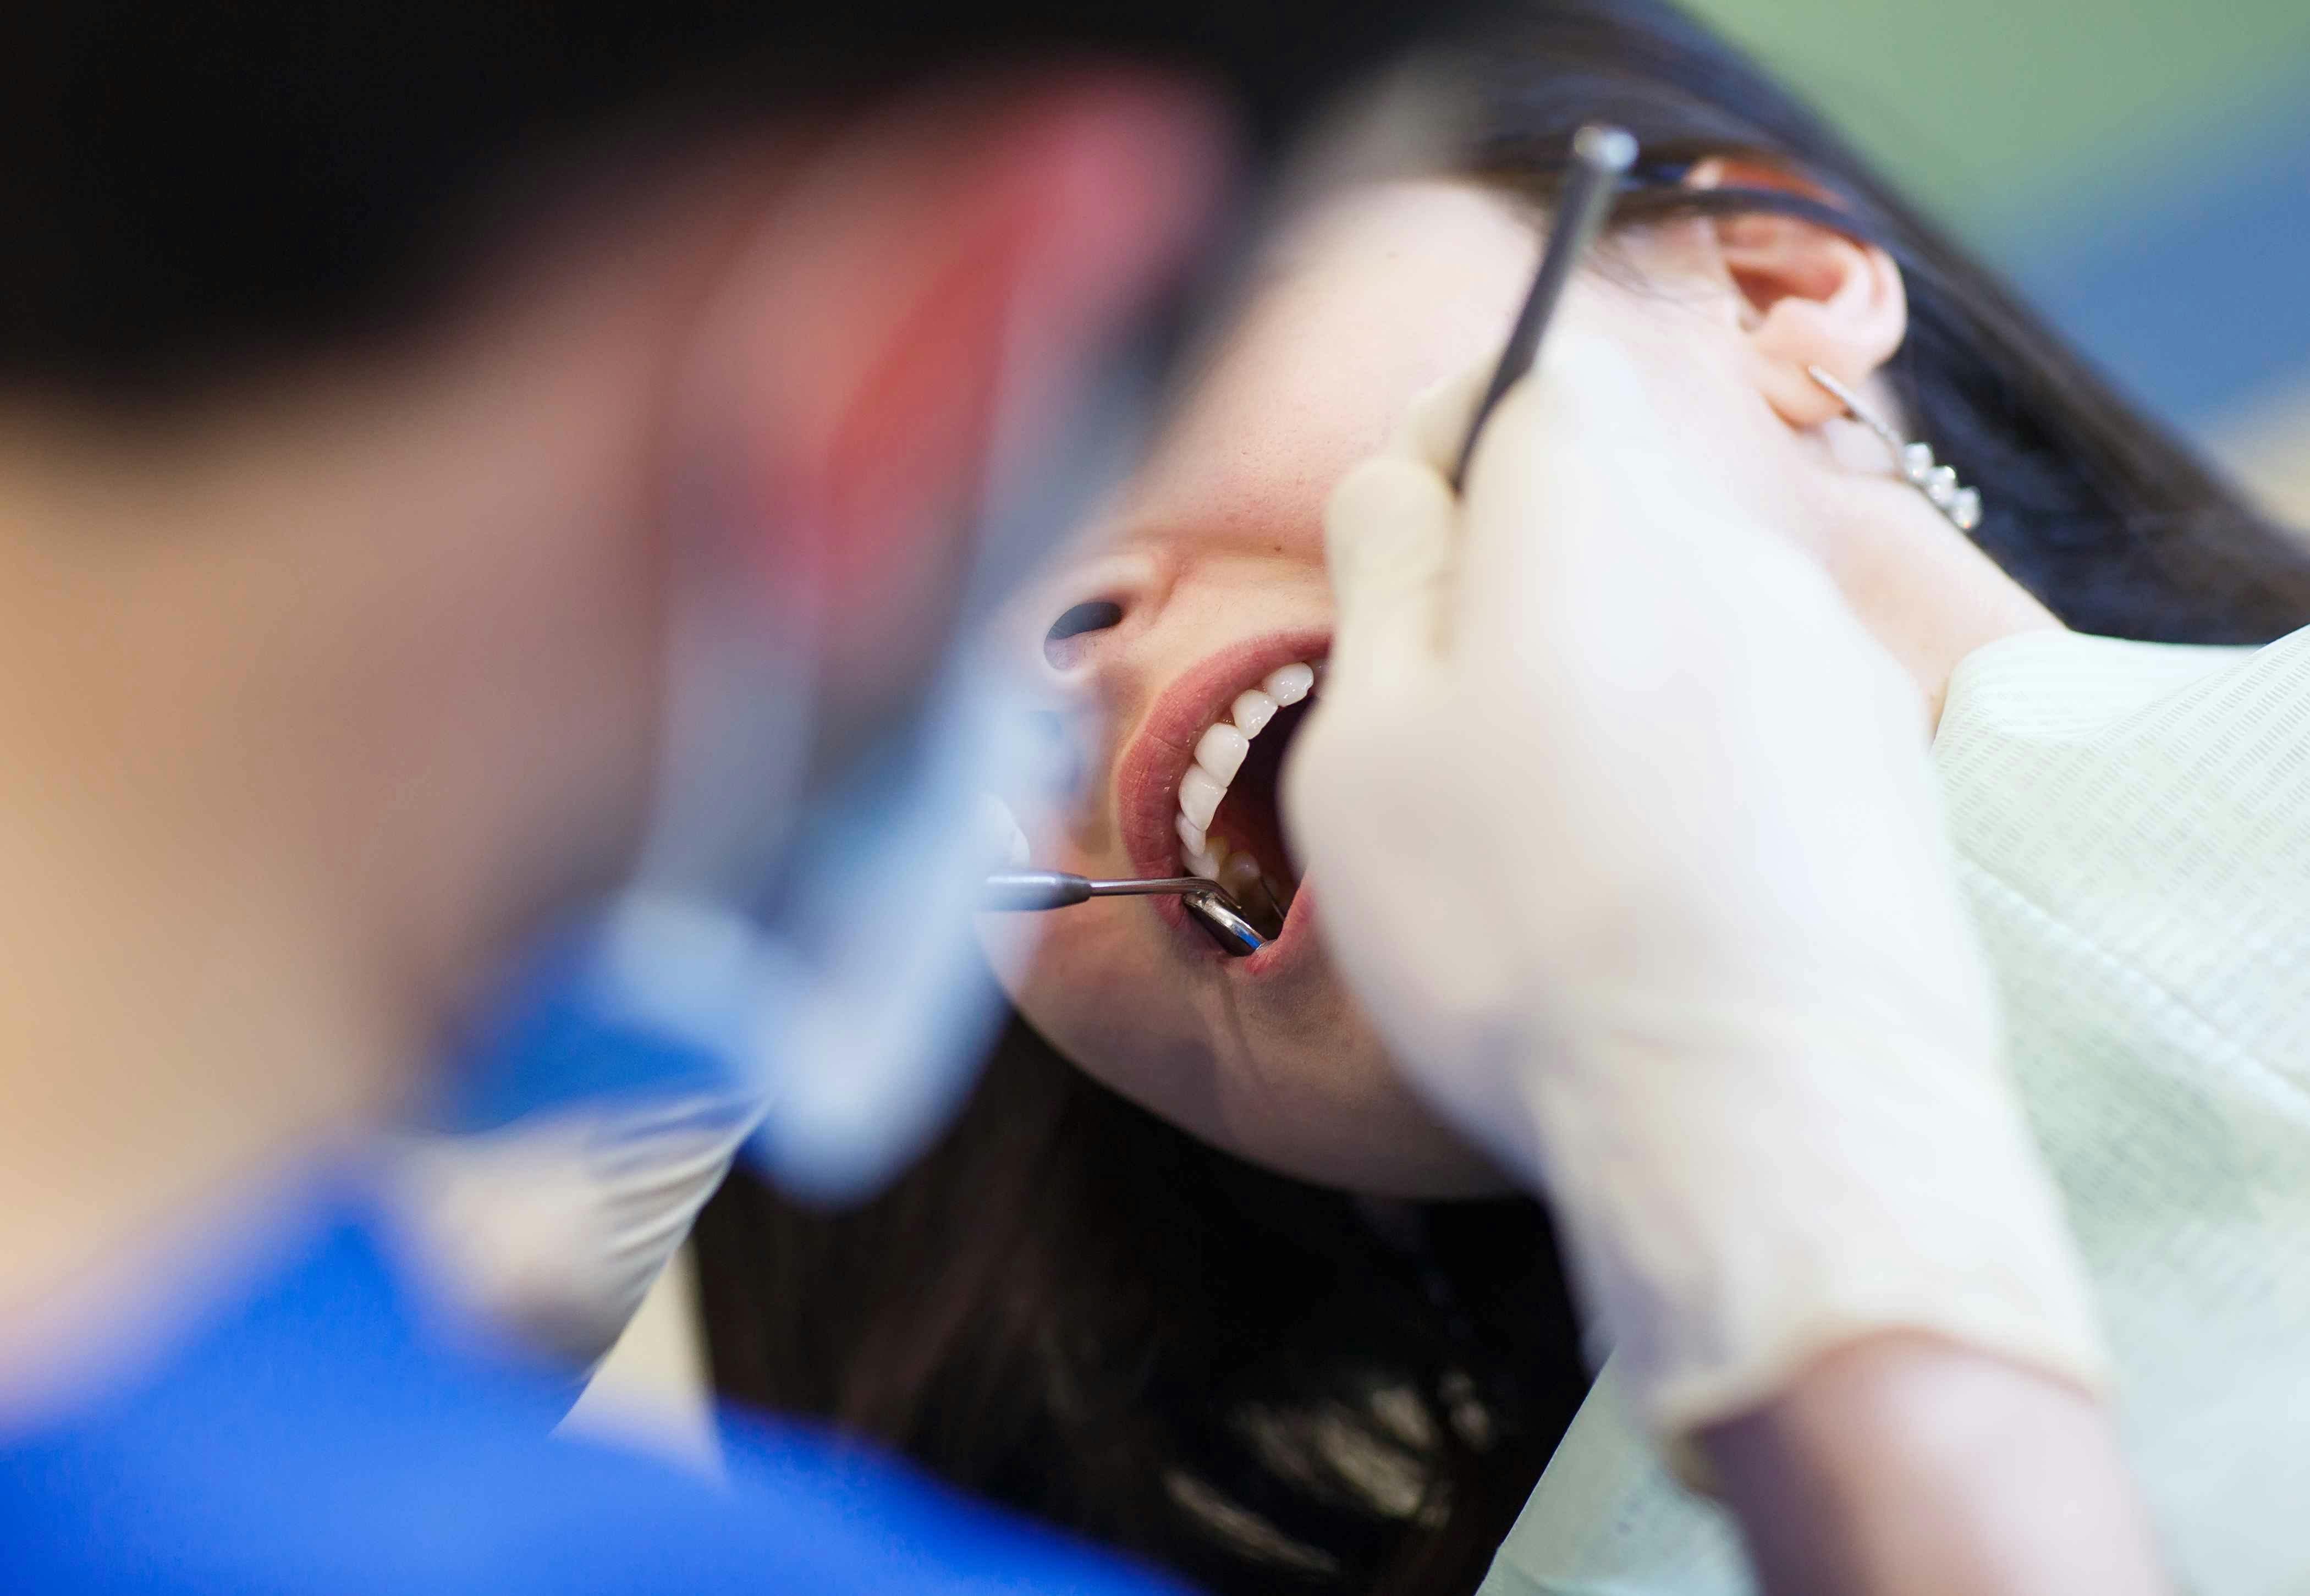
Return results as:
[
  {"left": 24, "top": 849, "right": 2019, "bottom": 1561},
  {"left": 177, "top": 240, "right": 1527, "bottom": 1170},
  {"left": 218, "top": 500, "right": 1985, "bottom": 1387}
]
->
[{"left": 1809, "top": 445, "right": 2063, "bottom": 730}]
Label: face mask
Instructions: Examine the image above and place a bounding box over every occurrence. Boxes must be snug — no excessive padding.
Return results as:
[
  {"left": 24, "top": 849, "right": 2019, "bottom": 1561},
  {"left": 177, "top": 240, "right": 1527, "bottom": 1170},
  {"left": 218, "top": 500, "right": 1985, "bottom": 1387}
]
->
[
  {"left": 1478, "top": 625, "right": 2310, "bottom": 1596},
  {"left": 443, "top": 287, "right": 1168, "bottom": 1194},
  {"left": 402, "top": 65, "right": 1488, "bottom": 1360}
]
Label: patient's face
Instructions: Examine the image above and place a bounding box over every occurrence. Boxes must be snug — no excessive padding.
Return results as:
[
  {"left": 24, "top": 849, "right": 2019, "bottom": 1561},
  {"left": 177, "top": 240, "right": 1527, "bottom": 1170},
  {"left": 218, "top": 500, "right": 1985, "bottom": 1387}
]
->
[
  {"left": 974, "top": 179, "right": 2036, "bottom": 1196},
  {"left": 972, "top": 183, "right": 1536, "bottom": 1195}
]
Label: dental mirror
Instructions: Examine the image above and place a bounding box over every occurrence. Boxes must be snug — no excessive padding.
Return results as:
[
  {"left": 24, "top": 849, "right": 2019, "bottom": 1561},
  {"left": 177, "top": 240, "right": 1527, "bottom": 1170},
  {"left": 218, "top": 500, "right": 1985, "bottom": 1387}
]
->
[
  {"left": 980, "top": 870, "right": 1268, "bottom": 957},
  {"left": 1180, "top": 890, "right": 1267, "bottom": 956}
]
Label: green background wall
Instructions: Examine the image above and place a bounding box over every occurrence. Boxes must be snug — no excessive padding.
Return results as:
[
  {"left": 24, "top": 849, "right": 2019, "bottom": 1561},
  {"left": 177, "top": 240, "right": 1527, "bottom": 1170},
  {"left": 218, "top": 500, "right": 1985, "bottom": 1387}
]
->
[{"left": 1683, "top": 0, "right": 2310, "bottom": 245}]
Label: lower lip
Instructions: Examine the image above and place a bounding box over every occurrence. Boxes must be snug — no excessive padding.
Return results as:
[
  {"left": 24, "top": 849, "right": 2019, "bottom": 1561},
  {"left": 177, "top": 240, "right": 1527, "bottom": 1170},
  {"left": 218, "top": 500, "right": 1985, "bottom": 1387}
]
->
[{"left": 1151, "top": 878, "right": 1316, "bottom": 978}]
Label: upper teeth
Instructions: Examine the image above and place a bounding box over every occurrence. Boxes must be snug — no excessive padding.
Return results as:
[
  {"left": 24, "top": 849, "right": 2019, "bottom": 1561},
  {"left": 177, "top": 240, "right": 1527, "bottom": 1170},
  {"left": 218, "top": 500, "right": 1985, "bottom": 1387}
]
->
[{"left": 1175, "top": 660, "right": 1317, "bottom": 881}]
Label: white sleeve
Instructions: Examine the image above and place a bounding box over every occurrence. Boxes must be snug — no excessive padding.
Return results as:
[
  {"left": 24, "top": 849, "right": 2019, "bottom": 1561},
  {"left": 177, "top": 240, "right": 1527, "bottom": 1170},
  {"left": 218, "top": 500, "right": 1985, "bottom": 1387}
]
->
[{"left": 381, "top": 1091, "right": 763, "bottom": 1372}]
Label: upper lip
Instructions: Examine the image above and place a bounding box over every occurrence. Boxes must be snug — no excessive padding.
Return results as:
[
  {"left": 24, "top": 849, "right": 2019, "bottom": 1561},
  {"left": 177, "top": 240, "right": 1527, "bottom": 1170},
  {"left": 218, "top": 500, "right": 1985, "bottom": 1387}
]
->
[{"left": 1115, "top": 627, "right": 1332, "bottom": 885}]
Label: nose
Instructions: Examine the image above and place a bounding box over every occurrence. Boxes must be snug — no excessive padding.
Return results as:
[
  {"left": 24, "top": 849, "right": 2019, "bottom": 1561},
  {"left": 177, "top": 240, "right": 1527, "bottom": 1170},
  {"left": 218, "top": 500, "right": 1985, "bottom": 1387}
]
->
[
  {"left": 1042, "top": 598, "right": 1124, "bottom": 670},
  {"left": 994, "top": 548, "right": 1165, "bottom": 812},
  {"left": 1022, "top": 548, "right": 1165, "bottom": 695}
]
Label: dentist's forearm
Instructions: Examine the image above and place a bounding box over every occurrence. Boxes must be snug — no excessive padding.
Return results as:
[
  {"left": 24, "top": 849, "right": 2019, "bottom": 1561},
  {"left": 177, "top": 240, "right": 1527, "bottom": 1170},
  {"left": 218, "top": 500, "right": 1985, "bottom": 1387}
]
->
[{"left": 1700, "top": 1332, "right": 2166, "bottom": 1596}]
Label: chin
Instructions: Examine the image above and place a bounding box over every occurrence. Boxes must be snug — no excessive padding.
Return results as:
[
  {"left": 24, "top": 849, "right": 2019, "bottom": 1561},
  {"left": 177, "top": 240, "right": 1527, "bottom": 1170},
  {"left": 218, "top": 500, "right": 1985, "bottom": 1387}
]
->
[
  {"left": 1204, "top": 1037, "right": 1519, "bottom": 1199},
  {"left": 1009, "top": 929, "right": 1514, "bottom": 1201}
]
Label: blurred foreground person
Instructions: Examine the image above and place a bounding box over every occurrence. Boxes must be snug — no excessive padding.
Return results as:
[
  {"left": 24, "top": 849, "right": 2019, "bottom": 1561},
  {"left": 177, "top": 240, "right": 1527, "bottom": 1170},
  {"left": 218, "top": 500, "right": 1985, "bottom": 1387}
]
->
[
  {"left": 0, "top": 4, "right": 1440, "bottom": 1591},
  {"left": 0, "top": 8, "right": 2176, "bottom": 1596}
]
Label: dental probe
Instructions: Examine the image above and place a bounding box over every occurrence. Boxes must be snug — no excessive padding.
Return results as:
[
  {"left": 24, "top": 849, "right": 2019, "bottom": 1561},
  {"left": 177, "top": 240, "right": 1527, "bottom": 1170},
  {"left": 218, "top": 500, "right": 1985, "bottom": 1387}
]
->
[
  {"left": 1449, "top": 122, "right": 1638, "bottom": 492},
  {"left": 980, "top": 870, "right": 1268, "bottom": 957}
]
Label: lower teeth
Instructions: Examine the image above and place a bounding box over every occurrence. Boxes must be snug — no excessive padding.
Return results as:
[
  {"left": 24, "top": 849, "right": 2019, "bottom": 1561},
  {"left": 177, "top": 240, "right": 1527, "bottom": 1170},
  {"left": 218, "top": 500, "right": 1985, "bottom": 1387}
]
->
[{"left": 1200, "top": 839, "right": 1290, "bottom": 939}]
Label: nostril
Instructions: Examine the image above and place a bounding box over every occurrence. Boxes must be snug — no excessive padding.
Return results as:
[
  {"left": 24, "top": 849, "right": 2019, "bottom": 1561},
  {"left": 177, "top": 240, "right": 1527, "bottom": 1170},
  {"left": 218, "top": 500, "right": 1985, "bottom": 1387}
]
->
[{"left": 1042, "top": 599, "right": 1125, "bottom": 670}]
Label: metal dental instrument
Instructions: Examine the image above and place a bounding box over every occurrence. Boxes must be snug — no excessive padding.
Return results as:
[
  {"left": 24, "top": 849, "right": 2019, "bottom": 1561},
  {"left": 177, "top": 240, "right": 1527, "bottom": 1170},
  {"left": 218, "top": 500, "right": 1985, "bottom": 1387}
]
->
[
  {"left": 981, "top": 870, "right": 1268, "bottom": 957},
  {"left": 1450, "top": 123, "right": 1638, "bottom": 492}
]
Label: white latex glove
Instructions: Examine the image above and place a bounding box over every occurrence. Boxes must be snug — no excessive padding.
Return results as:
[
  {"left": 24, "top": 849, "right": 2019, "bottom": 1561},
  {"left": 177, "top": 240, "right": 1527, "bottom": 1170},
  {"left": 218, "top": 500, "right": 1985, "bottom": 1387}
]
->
[{"left": 1282, "top": 338, "right": 2109, "bottom": 1457}]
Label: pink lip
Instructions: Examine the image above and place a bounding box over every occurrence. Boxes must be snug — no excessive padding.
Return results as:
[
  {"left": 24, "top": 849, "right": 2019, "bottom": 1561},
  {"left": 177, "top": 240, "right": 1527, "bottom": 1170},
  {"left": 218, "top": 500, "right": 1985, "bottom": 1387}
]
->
[{"left": 1114, "top": 627, "right": 1330, "bottom": 976}]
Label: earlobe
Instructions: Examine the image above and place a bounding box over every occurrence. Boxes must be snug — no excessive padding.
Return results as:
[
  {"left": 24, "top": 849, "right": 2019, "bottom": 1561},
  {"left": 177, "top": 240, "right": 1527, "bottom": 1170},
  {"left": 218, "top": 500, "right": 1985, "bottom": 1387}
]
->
[{"left": 1685, "top": 158, "right": 1907, "bottom": 429}]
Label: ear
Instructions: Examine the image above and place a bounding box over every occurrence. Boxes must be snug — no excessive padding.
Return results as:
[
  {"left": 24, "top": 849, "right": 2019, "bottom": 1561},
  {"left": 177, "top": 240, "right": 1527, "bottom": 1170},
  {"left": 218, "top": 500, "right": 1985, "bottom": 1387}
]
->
[
  {"left": 1684, "top": 157, "right": 1907, "bottom": 429},
  {"left": 681, "top": 71, "right": 1224, "bottom": 731}
]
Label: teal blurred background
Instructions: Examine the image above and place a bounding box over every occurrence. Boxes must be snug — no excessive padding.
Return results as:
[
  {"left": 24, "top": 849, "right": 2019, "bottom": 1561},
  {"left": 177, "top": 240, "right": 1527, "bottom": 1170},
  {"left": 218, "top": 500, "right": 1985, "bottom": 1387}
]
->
[{"left": 1685, "top": 0, "right": 2310, "bottom": 522}]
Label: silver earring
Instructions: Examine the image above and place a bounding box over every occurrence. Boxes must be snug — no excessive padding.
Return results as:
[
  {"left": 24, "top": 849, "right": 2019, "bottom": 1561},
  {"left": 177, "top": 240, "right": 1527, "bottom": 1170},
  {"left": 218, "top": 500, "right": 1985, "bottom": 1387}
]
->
[{"left": 1806, "top": 365, "right": 1982, "bottom": 532}]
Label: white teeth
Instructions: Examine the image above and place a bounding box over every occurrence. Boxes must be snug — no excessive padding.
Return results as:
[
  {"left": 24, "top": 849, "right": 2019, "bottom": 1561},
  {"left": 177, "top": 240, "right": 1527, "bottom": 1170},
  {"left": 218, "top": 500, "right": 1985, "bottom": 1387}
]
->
[
  {"left": 1219, "top": 851, "right": 1262, "bottom": 898},
  {"left": 1194, "top": 722, "right": 1249, "bottom": 784},
  {"left": 1188, "top": 834, "right": 1227, "bottom": 881},
  {"left": 1178, "top": 765, "right": 1225, "bottom": 831},
  {"left": 1231, "top": 689, "right": 1277, "bottom": 738},
  {"left": 1263, "top": 662, "right": 1314, "bottom": 706},
  {"left": 1172, "top": 657, "right": 1323, "bottom": 880},
  {"left": 1241, "top": 872, "right": 1285, "bottom": 923},
  {"left": 1184, "top": 832, "right": 1292, "bottom": 924}
]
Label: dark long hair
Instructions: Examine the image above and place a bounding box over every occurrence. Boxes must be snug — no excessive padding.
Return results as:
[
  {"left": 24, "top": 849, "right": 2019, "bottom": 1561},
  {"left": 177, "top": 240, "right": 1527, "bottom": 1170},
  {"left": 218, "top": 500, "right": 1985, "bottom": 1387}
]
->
[
  {"left": 697, "top": 4, "right": 2310, "bottom": 1595},
  {"left": 700, "top": 1019, "right": 1587, "bottom": 1596},
  {"left": 1449, "top": 4, "right": 2310, "bottom": 643}
]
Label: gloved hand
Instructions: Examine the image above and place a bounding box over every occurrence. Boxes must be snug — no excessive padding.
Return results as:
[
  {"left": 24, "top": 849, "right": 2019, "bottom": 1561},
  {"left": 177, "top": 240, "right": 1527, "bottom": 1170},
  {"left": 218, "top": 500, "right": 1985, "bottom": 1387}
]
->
[{"left": 1282, "top": 336, "right": 2109, "bottom": 1461}]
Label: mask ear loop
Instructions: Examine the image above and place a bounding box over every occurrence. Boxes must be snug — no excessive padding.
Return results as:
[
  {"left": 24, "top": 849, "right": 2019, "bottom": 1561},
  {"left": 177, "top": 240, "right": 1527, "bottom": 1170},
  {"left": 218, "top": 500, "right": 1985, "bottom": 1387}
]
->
[
  {"left": 631, "top": 505, "right": 826, "bottom": 901},
  {"left": 733, "top": 271, "right": 1189, "bottom": 1201},
  {"left": 1808, "top": 365, "right": 1984, "bottom": 533}
]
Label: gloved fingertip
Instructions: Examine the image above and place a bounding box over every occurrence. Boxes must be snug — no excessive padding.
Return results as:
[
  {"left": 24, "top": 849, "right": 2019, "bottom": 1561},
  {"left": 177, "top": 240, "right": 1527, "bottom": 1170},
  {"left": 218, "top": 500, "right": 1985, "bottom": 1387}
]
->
[
  {"left": 1324, "top": 456, "right": 1454, "bottom": 595},
  {"left": 1482, "top": 328, "right": 1649, "bottom": 453},
  {"left": 1395, "top": 365, "right": 1492, "bottom": 475},
  {"left": 1398, "top": 332, "right": 1634, "bottom": 483},
  {"left": 1322, "top": 456, "right": 1456, "bottom": 691}
]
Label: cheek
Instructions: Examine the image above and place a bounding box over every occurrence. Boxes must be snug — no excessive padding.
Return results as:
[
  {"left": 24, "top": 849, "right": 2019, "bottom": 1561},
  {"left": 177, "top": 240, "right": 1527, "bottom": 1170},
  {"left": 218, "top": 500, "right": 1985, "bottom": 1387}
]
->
[
  {"left": 543, "top": 509, "right": 669, "bottom": 840},
  {"left": 997, "top": 916, "right": 1226, "bottom": 1126},
  {"left": 1583, "top": 290, "right": 1816, "bottom": 538},
  {"left": 984, "top": 910, "right": 1510, "bottom": 1198},
  {"left": 471, "top": 500, "right": 672, "bottom": 913},
  {"left": 982, "top": 905, "right": 1173, "bottom": 1067},
  {"left": 459, "top": 404, "right": 674, "bottom": 904}
]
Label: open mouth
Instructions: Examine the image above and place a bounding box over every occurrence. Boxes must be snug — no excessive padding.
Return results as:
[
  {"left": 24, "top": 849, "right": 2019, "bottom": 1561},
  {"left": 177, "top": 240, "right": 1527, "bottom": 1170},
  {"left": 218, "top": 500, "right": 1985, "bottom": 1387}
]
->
[
  {"left": 1173, "top": 659, "right": 1318, "bottom": 941},
  {"left": 1115, "top": 629, "right": 1330, "bottom": 965}
]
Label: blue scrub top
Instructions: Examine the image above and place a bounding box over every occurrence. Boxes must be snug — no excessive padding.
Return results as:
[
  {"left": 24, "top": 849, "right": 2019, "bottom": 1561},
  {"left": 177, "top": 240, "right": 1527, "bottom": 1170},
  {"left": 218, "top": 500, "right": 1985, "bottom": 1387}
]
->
[{"left": 0, "top": 1196, "right": 1184, "bottom": 1595}]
